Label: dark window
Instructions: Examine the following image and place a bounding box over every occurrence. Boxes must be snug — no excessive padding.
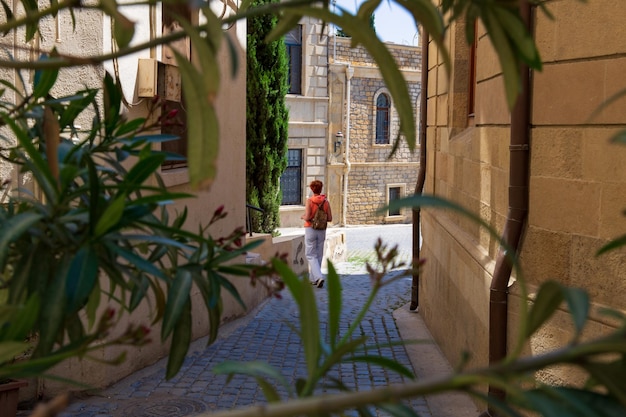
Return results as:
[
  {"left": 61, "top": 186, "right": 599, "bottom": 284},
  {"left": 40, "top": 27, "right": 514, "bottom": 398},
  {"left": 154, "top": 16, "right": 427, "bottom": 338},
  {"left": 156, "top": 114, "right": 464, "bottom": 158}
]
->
[
  {"left": 160, "top": 96, "right": 187, "bottom": 170},
  {"left": 375, "top": 93, "right": 390, "bottom": 144},
  {"left": 280, "top": 149, "right": 302, "bottom": 205},
  {"left": 285, "top": 26, "right": 302, "bottom": 95},
  {"left": 468, "top": 21, "right": 477, "bottom": 118},
  {"left": 161, "top": 4, "right": 191, "bottom": 169},
  {"left": 389, "top": 187, "right": 401, "bottom": 216}
]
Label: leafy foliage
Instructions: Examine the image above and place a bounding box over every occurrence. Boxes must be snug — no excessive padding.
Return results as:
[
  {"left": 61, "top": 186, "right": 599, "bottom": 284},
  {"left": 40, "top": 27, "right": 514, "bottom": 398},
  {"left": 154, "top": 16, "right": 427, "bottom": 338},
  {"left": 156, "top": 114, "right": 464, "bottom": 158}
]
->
[
  {"left": 214, "top": 240, "right": 416, "bottom": 412},
  {"left": 0, "top": 71, "right": 277, "bottom": 381},
  {"left": 2, "top": 1, "right": 626, "bottom": 417},
  {"left": 245, "top": 0, "right": 290, "bottom": 233}
]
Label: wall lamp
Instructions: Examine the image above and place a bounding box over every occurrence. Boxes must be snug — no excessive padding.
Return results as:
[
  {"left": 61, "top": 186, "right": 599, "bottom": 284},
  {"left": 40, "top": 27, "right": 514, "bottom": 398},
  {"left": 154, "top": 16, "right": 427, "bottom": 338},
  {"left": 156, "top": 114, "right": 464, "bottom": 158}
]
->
[{"left": 334, "top": 131, "right": 344, "bottom": 153}]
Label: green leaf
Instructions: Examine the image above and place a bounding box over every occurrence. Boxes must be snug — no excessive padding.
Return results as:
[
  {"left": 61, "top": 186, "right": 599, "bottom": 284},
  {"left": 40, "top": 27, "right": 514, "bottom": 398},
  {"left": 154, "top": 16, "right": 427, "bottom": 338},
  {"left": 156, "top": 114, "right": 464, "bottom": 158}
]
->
[
  {"left": 104, "top": 233, "right": 193, "bottom": 252},
  {"left": 597, "top": 234, "right": 626, "bottom": 255},
  {"left": 103, "top": 72, "right": 122, "bottom": 135},
  {"left": 124, "top": 153, "right": 165, "bottom": 186},
  {"left": 520, "top": 387, "right": 625, "bottom": 417},
  {"left": 121, "top": 134, "right": 181, "bottom": 145},
  {"left": 493, "top": 5, "right": 542, "bottom": 70},
  {"left": 148, "top": 277, "right": 167, "bottom": 326},
  {"left": 256, "top": 377, "right": 282, "bottom": 402},
  {"left": 0, "top": 0, "right": 14, "bottom": 31},
  {"left": 87, "top": 157, "right": 100, "bottom": 236},
  {"left": 0, "top": 115, "right": 58, "bottom": 203},
  {"left": 85, "top": 283, "right": 101, "bottom": 329},
  {"left": 53, "top": 89, "right": 99, "bottom": 130},
  {"left": 112, "top": 12, "right": 135, "bottom": 49},
  {"left": 526, "top": 281, "right": 564, "bottom": 338},
  {"left": 266, "top": 13, "right": 302, "bottom": 43},
  {"left": 94, "top": 194, "right": 126, "bottom": 236},
  {"left": 326, "top": 261, "right": 342, "bottom": 348},
  {"left": 0, "top": 295, "right": 40, "bottom": 342},
  {"left": 0, "top": 212, "right": 43, "bottom": 270},
  {"left": 356, "top": 0, "right": 381, "bottom": 21},
  {"left": 299, "top": 278, "right": 320, "bottom": 379},
  {"left": 175, "top": 54, "right": 220, "bottom": 189},
  {"left": 271, "top": 258, "right": 302, "bottom": 305},
  {"left": 174, "top": 17, "right": 221, "bottom": 189},
  {"left": 65, "top": 246, "right": 99, "bottom": 312},
  {"left": 165, "top": 298, "right": 191, "bottom": 379},
  {"left": 0, "top": 341, "right": 31, "bottom": 364},
  {"left": 213, "top": 360, "right": 292, "bottom": 397},
  {"left": 33, "top": 59, "right": 59, "bottom": 99},
  {"left": 581, "top": 359, "right": 626, "bottom": 407},
  {"left": 384, "top": 195, "right": 505, "bottom": 251},
  {"left": 323, "top": 336, "right": 369, "bottom": 373},
  {"left": 207, "top": 296, "right": 221, "bottom": 345},
  {"left": 129, "top": 275, "right": 150, "bottom": 311},
  {"left": 162, "top": 268, "right": 193, "bottom": 340},
  {"left": 114, "top": 118, "right": 146, "bottom": 137},
  {"left": 379, "top": 402, "right": 420, "bottom": 417},
  {"left": 34, "top": 256, "right": 70, "bottom": 358},
  {"left": 563, "top": 287, "right": 589, "bottom": 337},
  {"left": 483, "top": 7, "right": 521, "bottom": 109},
  {"left": 211, "top": 272, "right": 246, "bottom": 311},
  {"left": 348, "top": 355, "right": 415, "bottom": 379}
]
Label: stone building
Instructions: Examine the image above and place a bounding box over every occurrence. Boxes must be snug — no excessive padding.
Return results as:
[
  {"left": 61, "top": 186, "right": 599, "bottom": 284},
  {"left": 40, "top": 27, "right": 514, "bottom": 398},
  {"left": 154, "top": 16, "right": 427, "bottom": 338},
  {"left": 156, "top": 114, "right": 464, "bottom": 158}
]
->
[
  {"left": 419, "top": 0, "right": 626, "bottom": 410},
  {"left": 278, "top": 18, "right": 331, "bottom": 227},
  {"left": 328, "top": 36, "right": 421, "bottom": 225},
  {"left": 1, "top": 1, "right": 303, "bottom": 401},
  {"left": 279, "top": 28, "right": 422, "bottom": 226}
]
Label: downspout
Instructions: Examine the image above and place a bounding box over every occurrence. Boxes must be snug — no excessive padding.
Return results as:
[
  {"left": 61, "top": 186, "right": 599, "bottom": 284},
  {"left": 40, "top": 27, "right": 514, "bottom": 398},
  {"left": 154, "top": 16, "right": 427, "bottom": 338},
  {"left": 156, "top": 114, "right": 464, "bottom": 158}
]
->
[
  {"left": 341, "top": 64, "right": 353, "bottom": 226},
  {"left": 480, "top": 1, "right": 532, "bottom": 415},
  {"left": 411, "top": 29, "right": 429, "bottom": 311}
]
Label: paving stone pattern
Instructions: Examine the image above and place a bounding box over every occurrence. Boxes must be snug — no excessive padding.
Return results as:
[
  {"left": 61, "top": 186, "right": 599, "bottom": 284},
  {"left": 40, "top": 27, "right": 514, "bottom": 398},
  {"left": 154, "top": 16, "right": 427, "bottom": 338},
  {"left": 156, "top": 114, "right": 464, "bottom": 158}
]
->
[{"left": 47, "top": 226, "right": 433, "bottom": 417}]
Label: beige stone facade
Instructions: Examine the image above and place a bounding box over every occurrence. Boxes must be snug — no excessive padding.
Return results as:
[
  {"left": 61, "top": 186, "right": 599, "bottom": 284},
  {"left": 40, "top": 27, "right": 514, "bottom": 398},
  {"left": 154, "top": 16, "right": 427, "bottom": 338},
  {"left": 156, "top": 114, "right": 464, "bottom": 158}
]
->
[
  {"left": 421, "top": 0, "right": 626, "bottom": 392},
  {"left": 279, "top": 18, "right": 331, "bottom": 227},
  {"left": 280, "top": 29, "right": 422, "bottom": 227},
  {"left": 328, "top": 37, "right": 421, "bottom": 225}
]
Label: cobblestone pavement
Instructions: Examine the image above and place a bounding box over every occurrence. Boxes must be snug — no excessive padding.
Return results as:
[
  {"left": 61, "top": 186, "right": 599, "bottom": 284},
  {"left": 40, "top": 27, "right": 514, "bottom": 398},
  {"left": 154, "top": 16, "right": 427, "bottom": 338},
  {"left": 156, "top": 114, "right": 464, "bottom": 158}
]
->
[{"left": 33, "top": 225, "right": 431, "bottom": 417}]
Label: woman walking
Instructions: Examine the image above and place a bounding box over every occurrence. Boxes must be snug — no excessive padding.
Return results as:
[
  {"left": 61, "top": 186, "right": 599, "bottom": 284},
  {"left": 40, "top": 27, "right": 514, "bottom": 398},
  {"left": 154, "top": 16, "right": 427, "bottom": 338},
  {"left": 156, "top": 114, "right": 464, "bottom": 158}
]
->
[{"left": 301, "top": 180, "right": 332, "bottom": 288}]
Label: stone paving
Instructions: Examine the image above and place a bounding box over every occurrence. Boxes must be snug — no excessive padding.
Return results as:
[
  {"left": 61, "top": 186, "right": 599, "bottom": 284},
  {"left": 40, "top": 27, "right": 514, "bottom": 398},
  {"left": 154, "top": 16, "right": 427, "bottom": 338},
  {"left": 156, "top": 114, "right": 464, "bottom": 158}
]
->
[{"left": 30, "top": 225, "right": 432, "bottom": 417}]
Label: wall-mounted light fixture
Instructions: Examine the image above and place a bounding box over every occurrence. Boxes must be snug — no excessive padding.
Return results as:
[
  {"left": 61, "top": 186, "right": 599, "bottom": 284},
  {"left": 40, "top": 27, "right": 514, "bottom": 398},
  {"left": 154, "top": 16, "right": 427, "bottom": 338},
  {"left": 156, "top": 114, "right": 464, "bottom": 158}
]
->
[{"left": 334, "top": 131, "right": 344, "bottom": 153}]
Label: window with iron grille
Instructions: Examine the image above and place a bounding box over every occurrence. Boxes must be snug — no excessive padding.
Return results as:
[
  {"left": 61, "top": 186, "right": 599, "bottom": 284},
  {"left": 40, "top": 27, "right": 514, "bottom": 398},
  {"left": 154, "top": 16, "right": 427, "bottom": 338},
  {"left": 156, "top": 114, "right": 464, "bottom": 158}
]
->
[
  {"left": 388, "top": 186, "right": 401, "bottom": 216},
  {"left": 285, "top": 26, "right": 302, "bottom": 95},
  {"left": 375, "top": 93, "right": 390, "bottom": 144},
  {"left": 280, "top": 149, "right": 303, "bottom": 205}
]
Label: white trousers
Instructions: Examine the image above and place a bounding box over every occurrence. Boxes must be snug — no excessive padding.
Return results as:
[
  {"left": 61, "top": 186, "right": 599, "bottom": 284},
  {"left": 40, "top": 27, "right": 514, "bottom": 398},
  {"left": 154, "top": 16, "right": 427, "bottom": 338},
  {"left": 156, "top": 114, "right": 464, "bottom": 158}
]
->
[{"left": 305, "top": 227, "right": 326, "bottom": 282}]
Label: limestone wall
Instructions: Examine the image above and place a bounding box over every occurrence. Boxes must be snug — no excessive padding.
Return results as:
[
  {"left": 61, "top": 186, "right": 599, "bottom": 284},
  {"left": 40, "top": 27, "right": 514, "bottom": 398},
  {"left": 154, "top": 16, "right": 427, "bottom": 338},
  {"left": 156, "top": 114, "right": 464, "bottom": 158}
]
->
[
  {"left": 329, "top": 37, "right": 421, "bottom": 225},
  {"left": 281, "top": 17, "right": 330, "bottom": 227},
  {"left": 420, "top": 0, "right": 626, "bottom": 389}
]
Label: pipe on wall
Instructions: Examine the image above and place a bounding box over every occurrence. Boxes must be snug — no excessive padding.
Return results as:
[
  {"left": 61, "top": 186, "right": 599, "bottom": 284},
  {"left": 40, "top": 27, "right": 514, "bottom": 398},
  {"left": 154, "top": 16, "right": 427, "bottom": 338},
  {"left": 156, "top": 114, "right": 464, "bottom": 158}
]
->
[
  {"left": 411, "top": 28, "right": 429, "bottom": 311},
  {"left": 480, "top": 1, "right": 532, "bottom": 416},
  {"left": 341, "top": 64, "right": 353, "bottom": 226}
]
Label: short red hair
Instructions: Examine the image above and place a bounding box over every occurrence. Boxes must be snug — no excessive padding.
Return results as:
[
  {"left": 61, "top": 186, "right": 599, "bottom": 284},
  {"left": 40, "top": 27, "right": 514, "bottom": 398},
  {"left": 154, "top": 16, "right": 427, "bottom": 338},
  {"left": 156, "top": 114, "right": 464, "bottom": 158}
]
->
[{"left": 309, "top": 180, "right": 323, "bottom": 194}]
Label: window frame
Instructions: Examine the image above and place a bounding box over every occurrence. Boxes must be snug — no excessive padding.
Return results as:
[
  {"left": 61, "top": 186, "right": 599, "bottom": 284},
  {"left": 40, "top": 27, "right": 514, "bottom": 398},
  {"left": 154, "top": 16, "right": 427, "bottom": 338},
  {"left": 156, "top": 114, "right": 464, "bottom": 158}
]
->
[
  {"left": 374, "top": 91, "right": 392, "bottom": 145},
  {"left": 280, "top": 148, "right": 304, "bottom": 205},
  {"left": 285, "top": 25, "right": 303, "bottom": 95},
  {"left": 160, "top": 3, "right": 192, "bottom": 170},
  {"left": 386, "top": 184, "right": 405, "bottom": 219}
]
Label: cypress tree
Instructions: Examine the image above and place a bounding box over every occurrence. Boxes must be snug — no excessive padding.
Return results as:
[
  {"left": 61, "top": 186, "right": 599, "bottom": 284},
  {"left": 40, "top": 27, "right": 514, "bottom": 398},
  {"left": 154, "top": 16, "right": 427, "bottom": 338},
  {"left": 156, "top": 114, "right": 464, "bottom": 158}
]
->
[{"left": 246, "top": 0, "right": 290, "bottom": 233}]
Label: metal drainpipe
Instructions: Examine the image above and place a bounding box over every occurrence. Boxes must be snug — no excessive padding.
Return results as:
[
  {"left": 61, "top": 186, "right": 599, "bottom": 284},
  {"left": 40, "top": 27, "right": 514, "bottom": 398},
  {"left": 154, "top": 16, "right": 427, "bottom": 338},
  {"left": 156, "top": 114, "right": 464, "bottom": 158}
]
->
[
  {"left": 480, "top": 1, "right": 532, "bottom": 416},
  {"left": 411, "top": 29, "right": 429, "bottom": 311},
  {"left": 342, "top": 64, "right": 353, "bottom": 226}
]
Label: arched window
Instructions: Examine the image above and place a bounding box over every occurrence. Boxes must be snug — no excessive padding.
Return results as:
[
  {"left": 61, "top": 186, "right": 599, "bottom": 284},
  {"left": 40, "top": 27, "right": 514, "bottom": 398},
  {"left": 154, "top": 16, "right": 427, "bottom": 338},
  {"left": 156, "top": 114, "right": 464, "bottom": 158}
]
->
[{"left": 375, "top": 93, "right": 390, "bottom": 144}]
